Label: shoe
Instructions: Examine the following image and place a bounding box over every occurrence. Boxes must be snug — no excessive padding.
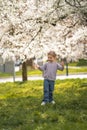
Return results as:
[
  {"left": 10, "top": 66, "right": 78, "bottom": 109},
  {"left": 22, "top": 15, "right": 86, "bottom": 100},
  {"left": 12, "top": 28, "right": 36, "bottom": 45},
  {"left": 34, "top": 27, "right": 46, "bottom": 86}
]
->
[
  {"left": 51, "top": 100, "right": 55, "bottom": 104},
  {"left": 41, "top": 101, "right": 46, "bottom": 106}
]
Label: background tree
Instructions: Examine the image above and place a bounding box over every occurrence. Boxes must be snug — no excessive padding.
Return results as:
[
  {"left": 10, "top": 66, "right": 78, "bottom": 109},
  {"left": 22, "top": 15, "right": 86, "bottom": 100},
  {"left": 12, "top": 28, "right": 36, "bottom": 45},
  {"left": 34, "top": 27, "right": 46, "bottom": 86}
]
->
[
  {"left": 0, "top": 0, "right": 87, "bottom": 81},
  {"left": 65, "top": 0, "right": 87, "bottom": 25}
]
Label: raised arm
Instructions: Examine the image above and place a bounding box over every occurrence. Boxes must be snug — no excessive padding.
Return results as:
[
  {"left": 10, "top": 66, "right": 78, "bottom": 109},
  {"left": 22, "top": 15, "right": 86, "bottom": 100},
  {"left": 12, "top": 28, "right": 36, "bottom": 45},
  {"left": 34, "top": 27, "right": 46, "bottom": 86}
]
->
[
  {"left": 33, "top": 62, "right": 47, "bottom": 71},
  {"left": 57, "top": 61, "right": 64, "bottom": 71}
]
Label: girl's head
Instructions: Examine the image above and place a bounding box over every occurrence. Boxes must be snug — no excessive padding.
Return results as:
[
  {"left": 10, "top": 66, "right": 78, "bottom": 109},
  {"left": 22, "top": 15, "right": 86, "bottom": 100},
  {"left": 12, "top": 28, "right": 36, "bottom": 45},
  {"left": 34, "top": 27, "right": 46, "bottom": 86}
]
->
[{"left": 47, "top": 51, "right": 57, "bottom": 62}]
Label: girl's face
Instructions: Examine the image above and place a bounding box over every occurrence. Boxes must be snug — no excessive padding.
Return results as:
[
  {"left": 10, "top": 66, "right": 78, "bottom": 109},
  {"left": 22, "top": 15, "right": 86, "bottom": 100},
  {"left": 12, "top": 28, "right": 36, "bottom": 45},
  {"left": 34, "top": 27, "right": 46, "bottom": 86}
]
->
[{"left": 47, "top": 54, "right": 56, "bottom": 62}]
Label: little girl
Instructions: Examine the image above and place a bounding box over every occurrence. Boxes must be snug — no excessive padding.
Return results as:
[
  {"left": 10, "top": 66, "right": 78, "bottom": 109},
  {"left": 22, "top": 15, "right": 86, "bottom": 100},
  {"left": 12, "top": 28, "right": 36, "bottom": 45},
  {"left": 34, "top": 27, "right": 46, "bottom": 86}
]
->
[{"left": 34, "top": 51, "right": 64, "bottom": 105}]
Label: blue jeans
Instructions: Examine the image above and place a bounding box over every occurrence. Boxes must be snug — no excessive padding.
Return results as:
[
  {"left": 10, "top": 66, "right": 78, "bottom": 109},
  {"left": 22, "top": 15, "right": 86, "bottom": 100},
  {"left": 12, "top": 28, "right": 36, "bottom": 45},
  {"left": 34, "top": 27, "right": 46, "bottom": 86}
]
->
[{"left": 43, "top": 79, "right": 55, "bottom": 102}]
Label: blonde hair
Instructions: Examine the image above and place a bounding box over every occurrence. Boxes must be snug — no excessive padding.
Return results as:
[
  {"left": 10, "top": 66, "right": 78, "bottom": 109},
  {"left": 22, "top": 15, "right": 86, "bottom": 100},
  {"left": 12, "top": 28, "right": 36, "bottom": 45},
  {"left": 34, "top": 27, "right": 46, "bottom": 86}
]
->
[{"left": 48, "top": 51, "right": 56, "bottom": 58}]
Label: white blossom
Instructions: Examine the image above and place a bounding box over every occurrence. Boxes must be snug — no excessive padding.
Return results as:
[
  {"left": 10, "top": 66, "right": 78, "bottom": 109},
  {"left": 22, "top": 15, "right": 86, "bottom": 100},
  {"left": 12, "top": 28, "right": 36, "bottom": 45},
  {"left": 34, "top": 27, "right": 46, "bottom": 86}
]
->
[{"left": 0, "top": 0, "right": 87, "bottom": 63}]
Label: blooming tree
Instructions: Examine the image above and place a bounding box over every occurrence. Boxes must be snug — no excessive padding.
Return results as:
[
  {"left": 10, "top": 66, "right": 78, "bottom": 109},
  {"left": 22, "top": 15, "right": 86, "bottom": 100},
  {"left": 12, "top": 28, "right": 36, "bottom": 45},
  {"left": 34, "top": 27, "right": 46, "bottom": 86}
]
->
[
  {"left": 0, "top": 0, "right": 87, "bottom": 80},
  {"left": 0, "top": 0, "right": 87, "bottom": 61}
]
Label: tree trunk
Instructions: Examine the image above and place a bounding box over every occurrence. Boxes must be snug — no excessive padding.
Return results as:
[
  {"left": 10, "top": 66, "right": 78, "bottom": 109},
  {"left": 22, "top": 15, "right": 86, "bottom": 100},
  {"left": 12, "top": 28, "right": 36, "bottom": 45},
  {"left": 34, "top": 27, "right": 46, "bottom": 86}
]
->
[{"left": 22, "top": 61, "right": 27, "bottom": 81}]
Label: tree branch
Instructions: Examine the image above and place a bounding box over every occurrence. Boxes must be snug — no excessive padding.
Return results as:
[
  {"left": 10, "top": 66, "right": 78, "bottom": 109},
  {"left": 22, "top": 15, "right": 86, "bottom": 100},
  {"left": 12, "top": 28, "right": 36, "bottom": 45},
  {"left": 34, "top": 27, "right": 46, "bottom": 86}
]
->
[
  {"left": 24, "top": 26, "right": 42, "bottom": 49},
  {"left": 65, "top": 0, "right": 85, "bottom": 8}
]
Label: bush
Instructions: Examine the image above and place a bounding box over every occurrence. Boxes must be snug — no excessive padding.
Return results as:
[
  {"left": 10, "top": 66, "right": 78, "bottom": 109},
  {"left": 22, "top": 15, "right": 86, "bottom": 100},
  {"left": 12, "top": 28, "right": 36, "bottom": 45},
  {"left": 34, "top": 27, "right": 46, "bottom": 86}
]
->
[{"left": 77, "top": 59, "right": 87, "bottom": 66}]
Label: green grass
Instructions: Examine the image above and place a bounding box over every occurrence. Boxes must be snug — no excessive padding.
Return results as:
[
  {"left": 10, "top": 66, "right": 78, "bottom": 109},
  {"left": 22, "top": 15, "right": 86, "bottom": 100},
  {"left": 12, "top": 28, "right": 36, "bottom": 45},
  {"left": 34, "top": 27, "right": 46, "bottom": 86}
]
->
[
  {"left": 0, "top": 66, "right": 87, "bottom": 78},
  {"left": 0, "top": 72, "right": 12, "bottom": 77},
  {"left": 0, "top": 79, "right": 87, "bottom": 130},
  {"left": 15, "top": 66, "right": 87, "bottom": 77},
  {"left": 69, "top": 59, "right": 87, "bottom": 66},
  {"left": 76, "top": 59, "right": 87, "bottom": 66},
  {"left": 0, "top": 59, "right": 87, "bottom": 78},
  {"left": 0, "top": 57, "right": 87, "bottom": 78}
]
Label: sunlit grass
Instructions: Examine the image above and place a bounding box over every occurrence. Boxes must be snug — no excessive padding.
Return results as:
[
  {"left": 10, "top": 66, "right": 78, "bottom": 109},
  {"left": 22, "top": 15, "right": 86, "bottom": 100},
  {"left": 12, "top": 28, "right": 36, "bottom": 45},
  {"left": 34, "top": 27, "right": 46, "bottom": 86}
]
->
[
  {"left": 0, "top": 79, "right": 87, "bottom": 130},
  {"left": 16, "top": 66, "right": 87, "bottom": 76},
  {"left": 0, "top": 65, "right": 87, "bottom": 78},
  {"left": 0, "top": 59, "right": 87, "bottom": 78},
  {"left": 0, "top": 72, "right": 11, "bottom": 77}
]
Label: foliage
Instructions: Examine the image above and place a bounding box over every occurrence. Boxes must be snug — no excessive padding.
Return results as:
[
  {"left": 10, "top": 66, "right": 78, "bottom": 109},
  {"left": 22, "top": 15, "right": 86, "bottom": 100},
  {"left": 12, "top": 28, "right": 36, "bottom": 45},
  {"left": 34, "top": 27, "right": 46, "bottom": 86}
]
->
[
  {"left": 68, "top": 59, "right": 87, "bottom": 67},
  {"left": 69, "top": 59, "right": 87, "bottom": 66},
  {"left": 65, "top": 0, "right": 87, "bottom": 24},
  {"left": 0, "top": 78, "right": 87, "bottom": 130},
  {"left": 0, "top": 0, "right": 87, "bottom": 63},
  {"left": 77, "top": 59, "right": 87, "bottom": 66}
]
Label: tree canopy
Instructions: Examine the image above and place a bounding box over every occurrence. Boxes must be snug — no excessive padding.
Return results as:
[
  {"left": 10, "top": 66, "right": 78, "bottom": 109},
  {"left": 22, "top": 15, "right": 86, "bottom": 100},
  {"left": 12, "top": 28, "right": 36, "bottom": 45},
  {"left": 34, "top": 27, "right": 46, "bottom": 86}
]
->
[{"left": 0, "top": 0, "right": 87, "bottom": 63}]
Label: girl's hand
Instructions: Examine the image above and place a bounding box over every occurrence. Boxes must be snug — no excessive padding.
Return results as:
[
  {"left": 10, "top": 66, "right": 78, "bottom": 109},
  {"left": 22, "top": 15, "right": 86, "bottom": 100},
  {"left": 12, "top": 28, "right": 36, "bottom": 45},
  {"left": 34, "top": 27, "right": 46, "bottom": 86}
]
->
[
  {"left": 60, "top": 61, "right": 64, "bottom": 67},
  {"left": 33, "top": 63, "right": 39, "bottom": 69}
]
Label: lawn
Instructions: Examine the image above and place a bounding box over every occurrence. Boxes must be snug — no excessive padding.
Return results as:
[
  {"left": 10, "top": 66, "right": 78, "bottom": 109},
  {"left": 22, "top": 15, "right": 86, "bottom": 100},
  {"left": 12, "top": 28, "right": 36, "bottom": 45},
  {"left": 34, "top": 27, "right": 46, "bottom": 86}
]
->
[
  {"left": 0, "top": 78, "right": 87, "bottom": 130},
  {"left": 0, "top": 59, "right": 87, "bottom": 78},
  {"left": 0, "top": 66, "right": 87, "bottom": 79},
  {"left": 15, "top": 66, "right": 87, "bottom": 77}
]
